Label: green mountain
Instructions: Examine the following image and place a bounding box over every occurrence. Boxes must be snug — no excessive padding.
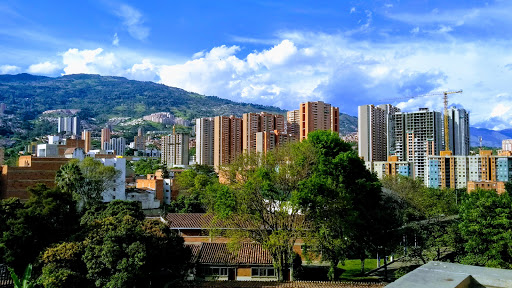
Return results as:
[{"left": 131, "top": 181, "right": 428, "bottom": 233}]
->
[{"left": 0, "top": 73, "right": 288, "bottom": 122}]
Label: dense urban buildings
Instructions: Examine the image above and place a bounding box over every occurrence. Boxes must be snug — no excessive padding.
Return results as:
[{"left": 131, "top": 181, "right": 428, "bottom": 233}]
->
[
  {"left": 143, "top": 112, "right": 174, "bottom": 124},
  {"left": 360, "top": 104, "right": 471, "bottom": 184},
  {"left": 107, "top": 137, "right": 126, "bottom": 156},
  {"left": 242, "top": 112, "right": 284, "bottom": 154},
  {"left": 134, "top": 127, "right": 145, "bottom": 151},
  {"left": 81, "top": 130, "right": 91, "bottom": 153}
]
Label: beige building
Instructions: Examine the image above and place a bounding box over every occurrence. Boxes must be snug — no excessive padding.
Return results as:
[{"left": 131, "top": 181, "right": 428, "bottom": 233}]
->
[
  {"left": 298, "top": 101, "right": 339, "bottom": 141},
  {"left": 214, "top": 115, "right": 242, "bottom": 169},
  {"left": 255, "top": 130, "right": 293, "bottom": 154},
  {"left": 81, "top": 130, "right": 91, "bottom": 153},
  {"left": 100, "top": 127, "right": 111, "bottom": 150},
  {"left": 161, "top": 133, "right": 189, "bottom": 168}
]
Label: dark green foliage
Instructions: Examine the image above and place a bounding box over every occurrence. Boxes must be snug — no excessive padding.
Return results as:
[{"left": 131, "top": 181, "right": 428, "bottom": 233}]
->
[
  {"left": 0, "top": 184, "right": 79, "bottom": 273},
  {"left": 381, "top": 175, "right": 461, "bottom": 264},
  {"left": 133, "top": 158, "right": 161, "bottom": 175},
  {"left": 38, "top": 201, "right": 191, "bottom": 288},
  {"left": 295, "top": 131, "right": 392, "bottom": 279},
  {"left": 169, "top": 165, "right": 219, "bottom": 213},
  {"left": 458, "top": 189, "right": 512, "bottom": 268}
]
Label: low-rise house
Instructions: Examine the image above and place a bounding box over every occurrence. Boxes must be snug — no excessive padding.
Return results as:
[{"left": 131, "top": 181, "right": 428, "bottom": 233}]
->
[{"left": 188, "top": 242, "right": 277, "bottom": 281}]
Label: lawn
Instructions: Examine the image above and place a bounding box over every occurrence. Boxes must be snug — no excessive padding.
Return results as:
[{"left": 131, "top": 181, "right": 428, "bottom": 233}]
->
[{"left": 338, "top": 259, "right": 384, "bottom": 280}]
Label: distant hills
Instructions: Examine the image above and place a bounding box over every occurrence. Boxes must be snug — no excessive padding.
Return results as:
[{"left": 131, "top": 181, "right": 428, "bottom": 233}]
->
[
  {"left": 0, "top": 73, "right": 358, "bottom": 134},
  {"left": 0, "top": 73, "right": 286, "bottom": 122},
  {"left": 470, "top": 127, "right": 512, "bottom": 148}
]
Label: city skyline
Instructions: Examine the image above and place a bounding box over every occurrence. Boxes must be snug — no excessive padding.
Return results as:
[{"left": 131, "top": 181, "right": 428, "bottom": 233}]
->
[{"left": 1, "top": 1, "right": 511, "bottom": 129}]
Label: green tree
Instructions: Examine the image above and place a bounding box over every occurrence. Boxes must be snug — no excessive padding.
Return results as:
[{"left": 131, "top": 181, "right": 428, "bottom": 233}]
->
[
  {"left": 0, "top": 184, "right": 79, "bottom": 273},
  {"left": 295, "top": 131, "right": 391, "bottom": 279},
  {"left": 382, "top": 175, "right": 460, "bottom": 264},
  {"left": 39, "top": 201, "right": 191, "bottom": 288},
  {"left": 133, "top": 158, "right": 160, "bottom": 175},
  {"left": 458, "top": 189, "right": 512, "bottom": 268},
  {"left": 56, "top": 158, "right": 120, "bottom": 208},
  {"left": 217, "top": 142, "right": 315, "bottom": 281}
]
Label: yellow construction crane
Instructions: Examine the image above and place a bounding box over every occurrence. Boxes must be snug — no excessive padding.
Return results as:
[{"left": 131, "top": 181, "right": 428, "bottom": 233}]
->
[{"left": 383, "top": 89, "right": 463, "bottom": 152}]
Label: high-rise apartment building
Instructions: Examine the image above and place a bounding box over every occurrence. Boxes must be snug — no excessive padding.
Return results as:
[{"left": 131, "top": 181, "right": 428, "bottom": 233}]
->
[
  {"left": 161, "top": 133, "right": 189, "bottom": 167},
  {"left": 286, "top": 110, "right": 300, "bottom": 140},
  {"left": 108, "top": 137, "right": 126, "bottom": 156},
  {"left": 299, "top": 101, "right": 339, "bottom": 141},
  {"left": 195, "top": 118, "right": 215, "bottom": 166},
  {"left": 358, "top": 104, "right": 400, "bottom": 162},
  {"left": 58, "top": 117, "right": 80, "bottom": 136},
  {"left": 81, "top": 130, "right": 91, "bottom": 153},
  {"left": 214, "top": 115, "right": 242, "bottom": 168},
  {"left": 242, "top": 112, "right": 285, "bottom": 154},
  {"left": 392, "top": 108, "right": 443, "bottom": 179},
  {"left": 134, "top": 127, "right": 145, "bottom": 151},
  {"left": 446, "top": 108, "right": 470, "bottom": 155},
  {"left": 100, "top": 127, "right": 111, "bottom": 150}
]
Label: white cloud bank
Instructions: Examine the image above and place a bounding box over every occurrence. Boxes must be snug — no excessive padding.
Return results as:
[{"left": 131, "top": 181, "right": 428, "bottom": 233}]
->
[
  {"left": 27, "top": 61, "right": 60, "bottom": 74},
  {"left": 0, "top": 65, "right": 20, "bottom": 74},
  {"left": 22, "top": 30, "right": 512, "bottom": 130}
]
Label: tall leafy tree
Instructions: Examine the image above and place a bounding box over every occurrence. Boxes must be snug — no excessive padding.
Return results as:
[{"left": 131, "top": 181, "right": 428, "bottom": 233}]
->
[
  {"left": 295, "top": 131, "right": 392, "bottom": 279},
  {"left": 217, "top": 141, "right": 316, "bottom": 281},
  {"left": 55, "top": 158, "right": 120, "bottom": 208},
  {"left": 458, "top": 189, "right": 512, "bottom": 268}
]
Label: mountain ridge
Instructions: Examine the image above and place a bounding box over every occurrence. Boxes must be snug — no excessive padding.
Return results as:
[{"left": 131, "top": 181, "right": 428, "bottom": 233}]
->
[{"left": 0, "top": 73, "right": 358, "bottom": 134}]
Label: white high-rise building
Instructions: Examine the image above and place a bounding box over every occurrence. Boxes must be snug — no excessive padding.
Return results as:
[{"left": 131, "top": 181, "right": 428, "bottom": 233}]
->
[
  {"left": 195, "top": 118, "right": 214, "bottom": 166},
  {"left": 161, "top": 133, "right": 189, "bottom": 168},
  {"left": 358, "top": 104, "right": 400, "bottom": 162},
  {"left": 107, "top": 137, "right": 126, "bottom": 156},
  {"left": 392, "top": 108, "right": 443, "bottom": 179}
]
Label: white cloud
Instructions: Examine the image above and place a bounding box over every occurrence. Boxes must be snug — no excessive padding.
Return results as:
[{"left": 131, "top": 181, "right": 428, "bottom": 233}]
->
[
  {"left": 112, "top": 33, "right": 119, "bottom": 46},
  {"left": 27, "top": 61, "right": 60, "bottom": 75},
  {"left": 115, "top": 4, "right": 149, "bottom": 41},
  {"left": 25, "top": 28, "right": 512, "bottom": 129},
  {"left": 61, "top": 48, "right": 121, "bottom": 75},
  {"left": 350, "top": 7, "right": 356, "bottom": 14},
  {"left": 0, "top": 64, "right": 20, "bottom": 74},
  {"left": 127, "top": 59, "right": 157, "bottom": 81}
]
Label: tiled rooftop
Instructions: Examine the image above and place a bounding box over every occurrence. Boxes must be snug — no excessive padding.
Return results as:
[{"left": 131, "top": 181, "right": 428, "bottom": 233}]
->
[
  {"left": 0, "top": 264, "right": 13, "bottom": 288},
  {"left": 167, "top": 213, "right": 216, "bottom": 229},
  {"left": 189, "top": 242, "right": 273, "bottom": 265},
  {"left": 176, "top": 281, "right": 385, "bottom": 288}
]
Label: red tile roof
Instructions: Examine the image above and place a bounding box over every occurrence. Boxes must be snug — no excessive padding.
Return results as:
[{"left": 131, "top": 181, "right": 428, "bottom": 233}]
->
[
  {"left": 191, "top": 242, "right": 273, "bottom": 265},
  {"left": 166, "top": 213, "right": 215, "bottom": 229}
]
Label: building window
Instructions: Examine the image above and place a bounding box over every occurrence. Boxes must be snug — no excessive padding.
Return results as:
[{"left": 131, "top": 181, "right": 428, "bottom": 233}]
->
[
  {"left": 203, "top": 267, "right": 228, "bottom": 276},
  {"left": 252, "top": 267, "right": 275, "bottom": 277}
]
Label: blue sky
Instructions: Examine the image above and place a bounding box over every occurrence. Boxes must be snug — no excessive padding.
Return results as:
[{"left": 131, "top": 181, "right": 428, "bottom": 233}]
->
[{"left": 1, "top": 0, "right": 511, "bottom": 129}]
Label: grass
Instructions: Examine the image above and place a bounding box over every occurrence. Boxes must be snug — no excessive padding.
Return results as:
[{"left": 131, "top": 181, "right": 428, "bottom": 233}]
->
[{"left": 338, "top": 259, "right": 384, "bottom": 280}]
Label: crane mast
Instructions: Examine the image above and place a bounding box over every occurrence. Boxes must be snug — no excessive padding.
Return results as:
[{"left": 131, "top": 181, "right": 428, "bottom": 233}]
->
[{"left": 442, "top": 90, "right": 463, "bottom": 153}]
